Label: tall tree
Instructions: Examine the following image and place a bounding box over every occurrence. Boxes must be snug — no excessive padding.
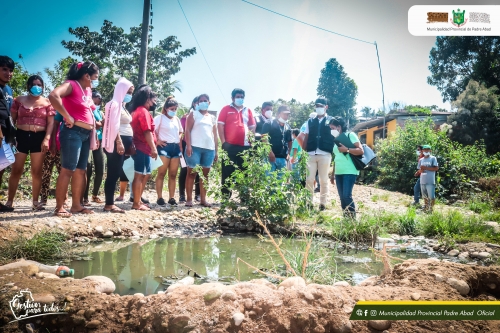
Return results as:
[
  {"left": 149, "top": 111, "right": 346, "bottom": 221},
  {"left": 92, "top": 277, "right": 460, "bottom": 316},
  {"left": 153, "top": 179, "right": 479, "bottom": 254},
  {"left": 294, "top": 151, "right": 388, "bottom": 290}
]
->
[
  {"left": 61, "top": 20, "right": 196, "bottom": 102},
  {"left": 428, "top": 36, "right": 500, "bottom": 102},
  {"left": 360, "top": 106, "right": 373, "bottom": 119},
  {"left": 317, "top": 58, "right": 358, "bottom": 125},
  {"left": 44, "top": 56, "right": 77, "bottom": 90},
  {"left": 448, "top": 80, "right": 500, "bottom": 154},
  {"left": 9, "top": 63, "right": 32, "bottom": 97}
]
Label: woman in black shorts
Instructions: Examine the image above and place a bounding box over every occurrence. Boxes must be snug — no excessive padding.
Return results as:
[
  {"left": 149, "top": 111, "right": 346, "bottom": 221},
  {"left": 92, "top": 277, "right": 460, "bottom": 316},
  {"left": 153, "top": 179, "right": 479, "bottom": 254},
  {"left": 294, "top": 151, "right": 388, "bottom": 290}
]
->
[{"left": 5, "top": 75, "right": 55, "bottom": 210}]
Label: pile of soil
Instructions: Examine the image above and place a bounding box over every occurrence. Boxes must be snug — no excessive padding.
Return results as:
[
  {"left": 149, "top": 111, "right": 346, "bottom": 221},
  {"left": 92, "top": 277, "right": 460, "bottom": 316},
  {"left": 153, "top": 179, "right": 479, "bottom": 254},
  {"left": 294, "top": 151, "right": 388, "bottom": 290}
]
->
[{"left": 1, "top": 258, "right": 499, "bottom": 332}]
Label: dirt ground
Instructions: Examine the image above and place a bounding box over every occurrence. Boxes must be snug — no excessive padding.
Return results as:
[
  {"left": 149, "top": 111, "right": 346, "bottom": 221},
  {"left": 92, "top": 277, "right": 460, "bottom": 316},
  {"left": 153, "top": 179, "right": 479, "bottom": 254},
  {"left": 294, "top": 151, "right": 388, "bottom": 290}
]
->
[
  {"left": 1, "top": 258, "right": 499, "bottom": 332},
  {"left": 0, "top": 184, "right": 414, "bottom": 243}
]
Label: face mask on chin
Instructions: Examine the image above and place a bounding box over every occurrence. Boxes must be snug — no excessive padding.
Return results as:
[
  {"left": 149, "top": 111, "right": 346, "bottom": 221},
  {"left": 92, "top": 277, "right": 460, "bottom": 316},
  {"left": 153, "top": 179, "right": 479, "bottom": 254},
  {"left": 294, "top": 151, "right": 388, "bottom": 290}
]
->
[{"left": 278, "top": 117, "right": 287, "bottom": 124}]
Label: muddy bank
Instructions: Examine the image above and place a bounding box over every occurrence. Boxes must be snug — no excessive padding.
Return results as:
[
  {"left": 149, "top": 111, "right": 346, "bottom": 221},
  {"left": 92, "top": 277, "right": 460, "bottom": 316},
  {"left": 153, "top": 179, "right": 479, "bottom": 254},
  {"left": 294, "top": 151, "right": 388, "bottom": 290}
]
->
[
  {"left": 1, "top": 259, "right": 500, "bottom": 332},
  {"left": 0, "top": 184, "right": 414, "bottom": 243}
]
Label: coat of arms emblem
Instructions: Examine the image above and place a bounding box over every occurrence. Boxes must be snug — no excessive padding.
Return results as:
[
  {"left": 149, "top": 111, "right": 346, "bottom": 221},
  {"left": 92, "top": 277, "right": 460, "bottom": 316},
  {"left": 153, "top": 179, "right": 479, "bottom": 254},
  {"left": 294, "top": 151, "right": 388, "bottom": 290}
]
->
[{"left": 451, "top": 8, "right": 467, "bottom": 27}]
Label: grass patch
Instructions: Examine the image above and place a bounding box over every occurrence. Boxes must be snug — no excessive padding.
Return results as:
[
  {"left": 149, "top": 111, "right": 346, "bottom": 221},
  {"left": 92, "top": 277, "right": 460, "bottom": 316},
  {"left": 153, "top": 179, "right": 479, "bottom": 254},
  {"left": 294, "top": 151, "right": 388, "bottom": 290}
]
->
[
  {"left": 0, "top": 230, "right": 70, "bottom": 264},
  {"left": 371, "top": 194, "right": 380, "bottom": 202},
  {"left": 380, "top": 193, "right": 390, "bottom": 202},
  {"left": 467, "top": 197, "right": 493, "bottom": 214},
  {"left": 418, "top": 210, "right": 498, "bottom": 243}
]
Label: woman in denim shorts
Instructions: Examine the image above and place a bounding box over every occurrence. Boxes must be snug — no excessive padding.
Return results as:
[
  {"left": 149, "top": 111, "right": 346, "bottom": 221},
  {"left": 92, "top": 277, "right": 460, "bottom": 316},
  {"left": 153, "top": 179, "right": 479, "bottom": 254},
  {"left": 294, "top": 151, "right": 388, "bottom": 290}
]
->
[
  {"left": 153, "top": 96, "right": 183, "bottom": 206},
  {"left": 129, "top": 85, "right": 158, "bottom": 211},
  {"left": 184, "top": 94, "right": 218, "bottom": 207}
]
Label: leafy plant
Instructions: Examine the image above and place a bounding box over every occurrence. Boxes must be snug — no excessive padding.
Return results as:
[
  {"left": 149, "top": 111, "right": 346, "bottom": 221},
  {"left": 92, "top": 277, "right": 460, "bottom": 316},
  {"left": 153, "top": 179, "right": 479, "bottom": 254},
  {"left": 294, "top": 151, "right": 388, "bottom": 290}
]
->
[
  {"left": 396, "top": 208, "right": 417, "bottom": 235},
  {"left": 0, "top": 230, "right": 70, "bottom": 264},
  {"left": 376, "top": 118, "right": 500, "bottom": 198},
  {"left": 208, "top": 138, "right": 311, "bottom": 224}
]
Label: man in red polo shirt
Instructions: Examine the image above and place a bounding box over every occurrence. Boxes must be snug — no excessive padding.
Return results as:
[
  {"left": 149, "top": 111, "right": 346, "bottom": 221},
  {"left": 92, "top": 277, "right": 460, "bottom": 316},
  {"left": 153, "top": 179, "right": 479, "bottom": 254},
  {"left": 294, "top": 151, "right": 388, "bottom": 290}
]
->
[{"left": 217, "top": 88, "right": 256, "bottom": 198}]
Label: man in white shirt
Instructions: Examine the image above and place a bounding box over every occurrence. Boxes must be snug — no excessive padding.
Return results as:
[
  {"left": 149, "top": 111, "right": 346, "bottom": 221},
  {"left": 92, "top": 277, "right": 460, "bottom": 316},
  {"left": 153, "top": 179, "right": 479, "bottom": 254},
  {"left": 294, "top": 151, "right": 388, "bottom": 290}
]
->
[{"left": 297, "top": 98, "right": 335, "bottom": 211}]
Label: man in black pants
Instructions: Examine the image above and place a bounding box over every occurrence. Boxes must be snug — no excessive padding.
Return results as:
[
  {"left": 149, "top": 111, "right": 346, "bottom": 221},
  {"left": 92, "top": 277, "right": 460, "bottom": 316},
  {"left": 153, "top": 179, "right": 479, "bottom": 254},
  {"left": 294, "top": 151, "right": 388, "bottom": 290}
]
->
[
  {"left": 0, "top": 56, "right": 15, "bottom": 212},
  {"left": 217, "top": 88, "right": 256, "bottom": 198}
]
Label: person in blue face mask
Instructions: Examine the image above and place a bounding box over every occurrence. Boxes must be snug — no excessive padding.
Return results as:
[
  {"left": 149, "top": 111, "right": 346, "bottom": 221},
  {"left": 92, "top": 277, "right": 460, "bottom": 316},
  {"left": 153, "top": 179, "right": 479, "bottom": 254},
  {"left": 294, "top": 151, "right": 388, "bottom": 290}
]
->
[
  {"left": 4, "top": 75, "right": 55, "bottom": 211},
  {"left": 217, "top": 88, "right": 256, "bottom": 198},
  {"left": 83, "top": 91, "right": 105, "bottom": 205},
  {"left": 153, "top": 96, "right": 183, "bottom": 206}
]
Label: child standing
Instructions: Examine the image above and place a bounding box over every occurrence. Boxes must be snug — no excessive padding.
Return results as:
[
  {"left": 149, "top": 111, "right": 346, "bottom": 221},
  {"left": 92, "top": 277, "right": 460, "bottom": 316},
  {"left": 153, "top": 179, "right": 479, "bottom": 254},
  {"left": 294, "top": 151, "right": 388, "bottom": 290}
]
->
[{"left": 417, "top": 145, "right": 439, "bottom": 212}]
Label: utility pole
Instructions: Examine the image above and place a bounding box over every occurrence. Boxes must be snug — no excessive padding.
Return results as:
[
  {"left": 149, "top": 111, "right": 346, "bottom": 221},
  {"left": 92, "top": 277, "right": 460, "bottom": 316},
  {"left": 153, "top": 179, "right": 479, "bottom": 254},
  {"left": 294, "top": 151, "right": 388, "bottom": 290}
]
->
[{"left": 138, "top": 0, "right": 151, "bottom": 85}]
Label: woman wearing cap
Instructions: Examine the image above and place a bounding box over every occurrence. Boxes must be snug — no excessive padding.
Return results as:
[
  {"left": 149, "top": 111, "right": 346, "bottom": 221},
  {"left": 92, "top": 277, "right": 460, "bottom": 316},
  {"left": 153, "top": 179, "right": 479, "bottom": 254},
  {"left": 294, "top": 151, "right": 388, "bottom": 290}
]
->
[
  {"left": 49, "top": 61, "right": 100, "bottom": 217},
  {"left": 83, "top": 91, "right": 105, "bottom": 205},
  {"left": 184, "top": 93, "right": 218, "bottom": 207},
  {"left": 4, "top": 75, "right": 55, "bottom": 210},
  {"left": 329, "top": 117, "right": 364, "bottom": 218}
]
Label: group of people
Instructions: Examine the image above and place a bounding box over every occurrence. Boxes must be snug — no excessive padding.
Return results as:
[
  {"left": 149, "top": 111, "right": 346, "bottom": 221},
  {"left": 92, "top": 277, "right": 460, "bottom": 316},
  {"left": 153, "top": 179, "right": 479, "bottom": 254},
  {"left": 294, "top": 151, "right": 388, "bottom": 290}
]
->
[{"left": 0, "top": 55, "right": 366, "bottom": 218}]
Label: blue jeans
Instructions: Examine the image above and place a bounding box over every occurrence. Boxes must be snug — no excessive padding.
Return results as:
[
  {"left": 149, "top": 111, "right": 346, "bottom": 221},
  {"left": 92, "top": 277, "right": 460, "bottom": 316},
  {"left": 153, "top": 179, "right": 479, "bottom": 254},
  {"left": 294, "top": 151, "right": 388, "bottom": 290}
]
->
[
  {"left": 185, "top": 146, "right": 215, "bottom": 168},
  {"left": 335, "top": 174, "right": 357, "bottom": 216},
  {"left": 59, "top": 125, "right": 91, "bottom": 171},
  {"left": 132, "top": 149, "right": 152, "bottom": 175},
  {"left": 266, "top": 157, "right": 287, "bottom": 179},
  {"left": 414, "top": 178, "right": 421, "bottom": 203}
]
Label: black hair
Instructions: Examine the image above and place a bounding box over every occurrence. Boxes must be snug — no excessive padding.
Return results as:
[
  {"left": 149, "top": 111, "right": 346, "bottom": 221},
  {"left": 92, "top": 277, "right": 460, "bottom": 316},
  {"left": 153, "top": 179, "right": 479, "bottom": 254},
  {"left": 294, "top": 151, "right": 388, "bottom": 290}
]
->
[
  {"left": 198, "top": 93, "right": 210, "bottom": 101},
  {"left": 292, "top": 128, "right": 300, "bottom": 137},
  {"left": 262, "top": 101, "right": 273, "bottom": 109},
  {"left": 66, "top": 61, "right": 99, "bottom": 81},
  {"left": 417, "top": 145, "right": 423, "bottom": 150},
  {"left": 277, "top": 104, "right": 290, "bottom": 113},
  {"left": 191, "top": 96, "right": 199, "bottom": 110},
  {"left": 231, "top": 88, "right": 245, "bottom": 99},
  {"left": 329, "top": 117, "right": 348, "bottom": 132},
  {"left": 128, "top": 85, "right": 157, "bottom": 112},
  {"left": 27, "top": 75, "right": 44, "bottom": 91},
  {"left": 315, "top": 97, "right": 328, "bottom": 105},
  {"left": 164, "top": 96, "right": 178, "bottom": 109},
  {"left": 0, "top": 56, "right": 14, "bottom": 70}
]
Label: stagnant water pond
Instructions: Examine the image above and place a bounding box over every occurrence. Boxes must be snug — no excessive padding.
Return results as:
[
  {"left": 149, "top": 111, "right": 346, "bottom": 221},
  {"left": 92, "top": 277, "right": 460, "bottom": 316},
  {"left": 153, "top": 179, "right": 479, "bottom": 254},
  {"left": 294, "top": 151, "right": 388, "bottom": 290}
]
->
[{"left": 69, "top": 235, "right": 434, "bottom": 296}]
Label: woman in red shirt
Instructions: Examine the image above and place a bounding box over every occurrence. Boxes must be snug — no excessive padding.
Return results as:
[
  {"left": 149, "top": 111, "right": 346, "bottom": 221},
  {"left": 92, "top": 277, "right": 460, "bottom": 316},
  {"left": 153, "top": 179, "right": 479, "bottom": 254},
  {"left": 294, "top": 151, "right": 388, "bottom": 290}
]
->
[
  {"left": 129, "top": 85, "right": 158, "bottom": 211},
  {"left": 49, "top": 61, "right": 99, "bottom": 217},
  {"left": 5, "top": 75, "right": 55, "bottom": 210}
]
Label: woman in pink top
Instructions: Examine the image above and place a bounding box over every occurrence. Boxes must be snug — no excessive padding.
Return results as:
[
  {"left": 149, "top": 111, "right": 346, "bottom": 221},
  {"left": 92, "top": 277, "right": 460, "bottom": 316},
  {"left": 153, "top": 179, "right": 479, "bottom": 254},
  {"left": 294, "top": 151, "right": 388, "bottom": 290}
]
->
[
  {"left": 48, "top": 61, "right": 99, "bottom": 217},
  {"left": 4, "top": 75, "right": 55, "bottom": 210}
]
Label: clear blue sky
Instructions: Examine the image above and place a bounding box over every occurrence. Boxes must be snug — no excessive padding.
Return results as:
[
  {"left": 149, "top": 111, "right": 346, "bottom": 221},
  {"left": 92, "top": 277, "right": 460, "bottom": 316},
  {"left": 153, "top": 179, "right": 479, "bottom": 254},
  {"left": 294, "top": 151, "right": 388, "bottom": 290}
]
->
[{"left": 3, "top": 0, "right": 489, "bottom": 113}]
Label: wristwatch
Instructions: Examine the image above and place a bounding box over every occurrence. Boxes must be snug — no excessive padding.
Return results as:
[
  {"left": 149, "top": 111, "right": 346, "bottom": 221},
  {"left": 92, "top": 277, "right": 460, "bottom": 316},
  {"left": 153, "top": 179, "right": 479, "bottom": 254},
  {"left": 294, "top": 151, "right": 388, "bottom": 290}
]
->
[{"left": 347, "top": 148, "right": 350, "bottom": 153}]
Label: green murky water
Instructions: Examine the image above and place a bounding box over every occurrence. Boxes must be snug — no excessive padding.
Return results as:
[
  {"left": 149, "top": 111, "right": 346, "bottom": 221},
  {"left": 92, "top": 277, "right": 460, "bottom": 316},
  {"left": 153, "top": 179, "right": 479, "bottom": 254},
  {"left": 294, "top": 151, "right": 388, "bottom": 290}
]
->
[{"left": 69, "top": 235, "right": 433, "bottom": 296}]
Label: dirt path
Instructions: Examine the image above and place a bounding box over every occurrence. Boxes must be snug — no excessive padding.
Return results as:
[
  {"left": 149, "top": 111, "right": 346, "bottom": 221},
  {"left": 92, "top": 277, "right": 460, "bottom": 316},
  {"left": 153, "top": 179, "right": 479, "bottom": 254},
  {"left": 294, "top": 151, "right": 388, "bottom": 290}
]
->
[{"left": 1, "top": 258, "right": 499, "bottom": 332}]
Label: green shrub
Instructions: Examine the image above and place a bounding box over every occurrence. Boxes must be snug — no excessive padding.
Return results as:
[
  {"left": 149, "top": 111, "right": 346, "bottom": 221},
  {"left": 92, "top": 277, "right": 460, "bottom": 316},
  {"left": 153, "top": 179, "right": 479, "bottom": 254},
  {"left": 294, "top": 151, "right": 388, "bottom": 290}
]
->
[
  {"left": 376, "top": 118, "right": 500, "bottom": 198},
  {"left": 418, "top": 210, "right": 496, "bottom": 242},
  {"left": 207, "top": 138, "right": 311, "bottom": 224},
  {"left": 396, "top": 208, "right": 417, "bottom": 235}
]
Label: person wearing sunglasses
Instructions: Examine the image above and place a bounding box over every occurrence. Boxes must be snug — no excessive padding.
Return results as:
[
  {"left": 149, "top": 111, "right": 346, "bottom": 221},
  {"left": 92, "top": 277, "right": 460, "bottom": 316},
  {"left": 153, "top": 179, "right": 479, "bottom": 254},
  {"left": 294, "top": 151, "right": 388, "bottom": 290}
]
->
[{"left": 48, "top": 61, "right": 100, "bottom": 217}]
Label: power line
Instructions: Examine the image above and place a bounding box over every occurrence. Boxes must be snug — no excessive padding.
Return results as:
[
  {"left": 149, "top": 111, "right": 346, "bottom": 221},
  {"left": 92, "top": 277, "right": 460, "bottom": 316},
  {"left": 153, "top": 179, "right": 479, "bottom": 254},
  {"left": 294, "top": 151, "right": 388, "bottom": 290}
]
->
[
  {"left": 241, "top": 0, "right": 387, "bottom": 131},
  {"left": 241, "top": 0, "right": 374, "bottom": 45},
  {"left": 177, "top": 0, "right": 227, "bottom": 103}
]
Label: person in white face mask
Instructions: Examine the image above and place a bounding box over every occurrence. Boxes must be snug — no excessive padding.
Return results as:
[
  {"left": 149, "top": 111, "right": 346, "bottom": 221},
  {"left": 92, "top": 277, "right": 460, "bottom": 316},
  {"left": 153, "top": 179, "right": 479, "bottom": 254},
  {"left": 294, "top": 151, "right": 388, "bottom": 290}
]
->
[
  {"left": 417, "top": 145, "right": 439, "bottom": 212},
  {"left": 296, "top": 98, "right": 335, "bottom": 211},
  {"left": 261, "top": 105, "right": 292, "bottom": 175},
  {"left": 329, "top": 117, "right": 364, "bottom": 218},
  {"left": 255, "top": 101, "right": 274, "bottom": 140},
  {"left": 412, "top": 145, "right": 425, "bottom": 206}
]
